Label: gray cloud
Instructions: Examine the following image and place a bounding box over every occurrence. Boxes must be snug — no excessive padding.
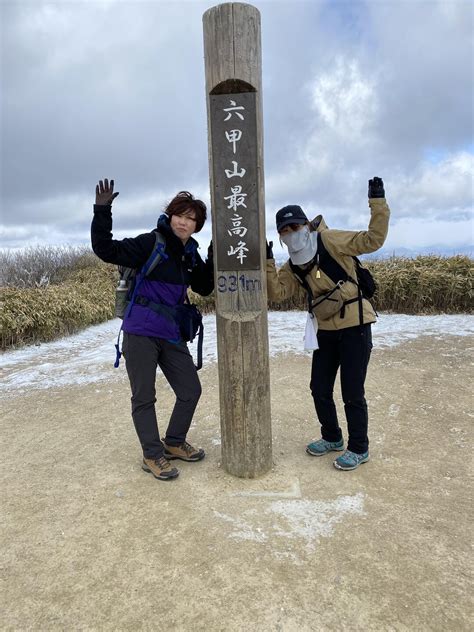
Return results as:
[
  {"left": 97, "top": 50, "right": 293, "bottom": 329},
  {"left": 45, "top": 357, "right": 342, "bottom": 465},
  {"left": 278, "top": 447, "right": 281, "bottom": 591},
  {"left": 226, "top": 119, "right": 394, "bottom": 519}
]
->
[{"left": 1, "top": 0, "right": 473, "bottom": 255}]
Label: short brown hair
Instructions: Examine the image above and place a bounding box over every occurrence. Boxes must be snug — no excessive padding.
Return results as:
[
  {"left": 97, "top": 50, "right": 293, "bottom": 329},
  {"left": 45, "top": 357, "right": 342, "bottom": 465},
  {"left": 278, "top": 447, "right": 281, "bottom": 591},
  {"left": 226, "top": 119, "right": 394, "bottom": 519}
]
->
[{"left": 165, "top": 191, "right": 207, "bottom": 233}]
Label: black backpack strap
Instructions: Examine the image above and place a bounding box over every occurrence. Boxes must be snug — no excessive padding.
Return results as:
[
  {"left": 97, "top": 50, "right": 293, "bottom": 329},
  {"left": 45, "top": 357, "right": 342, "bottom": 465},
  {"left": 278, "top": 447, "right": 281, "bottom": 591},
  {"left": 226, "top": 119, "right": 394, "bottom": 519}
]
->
[
  {"left": 316, "top": 233, "right": 355, "bottom": 285},
  {"left": 289, "top": 256, "right": 318, "bottom": 283},
  {"left": 289, "top": 234, "right": 351, "bottom": 313},
  {"left": 195, "top": 322, "right": 204, "bottom": 371},
  {"left": 317, "top": 233, "right": 366, "bottom": 326},
  {"left": 135, "top": 295, "right": 204, "bottom": 371},
  {"left": 114, "top": 232, "right": 168, "bottom": 369},
  {"left": 289, "top": 233, "right": 366, "bottom": 326},
  {"left": 289, "top": 259, "right": 316, "bottom": 313},
  {"left": 122, "top": 234, "right": 167, "bottom": 322},
  {"left": 143, "top": 231, "right": 167, "bottom": 277},
  {"left": 343, "top": 293, "right": 364, "bottom": 326}
]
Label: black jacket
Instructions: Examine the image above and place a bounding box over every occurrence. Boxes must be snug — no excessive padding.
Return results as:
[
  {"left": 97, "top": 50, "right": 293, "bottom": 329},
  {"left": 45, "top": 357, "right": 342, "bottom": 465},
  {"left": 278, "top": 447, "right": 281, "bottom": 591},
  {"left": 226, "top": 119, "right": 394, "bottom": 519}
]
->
[{"left": 91, "top": 205, "right": 213, "bottom": 339}]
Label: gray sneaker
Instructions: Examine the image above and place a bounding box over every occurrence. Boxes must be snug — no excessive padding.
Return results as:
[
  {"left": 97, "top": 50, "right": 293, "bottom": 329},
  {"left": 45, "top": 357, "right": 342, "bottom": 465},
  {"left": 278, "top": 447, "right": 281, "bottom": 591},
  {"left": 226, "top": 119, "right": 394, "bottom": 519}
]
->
[
  {"left": 333, "top": 450, "right": 369, "bottom": 471},
  {"left": 306, "top": 438, "right": 344, "bottom": 456}
]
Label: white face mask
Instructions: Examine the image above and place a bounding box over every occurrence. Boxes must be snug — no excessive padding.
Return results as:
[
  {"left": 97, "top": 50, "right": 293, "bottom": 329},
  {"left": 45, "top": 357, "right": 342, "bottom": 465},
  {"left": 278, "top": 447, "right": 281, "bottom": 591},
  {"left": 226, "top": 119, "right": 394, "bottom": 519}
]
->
[
  {"left": 280, "top": 225, "right": 309, "bottom": 250},
  {"left": 280, "top": 226, "right": 318, "bottom": 265}
]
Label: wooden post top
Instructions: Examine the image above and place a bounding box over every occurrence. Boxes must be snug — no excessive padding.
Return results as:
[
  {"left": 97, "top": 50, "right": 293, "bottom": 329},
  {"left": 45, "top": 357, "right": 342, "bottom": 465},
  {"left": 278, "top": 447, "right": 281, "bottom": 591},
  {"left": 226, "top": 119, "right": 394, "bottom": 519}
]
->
[{"left": 203, "top": 3, "right": 262, "bottom": 95}]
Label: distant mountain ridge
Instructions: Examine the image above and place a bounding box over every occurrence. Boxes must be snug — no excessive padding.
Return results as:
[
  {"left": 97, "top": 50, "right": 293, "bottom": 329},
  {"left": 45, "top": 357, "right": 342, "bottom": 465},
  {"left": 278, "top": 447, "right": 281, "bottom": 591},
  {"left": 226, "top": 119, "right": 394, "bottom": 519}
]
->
[
  {"left": 273, "top": 245, "right": 473, "bottom": 266},
  {"left": 362, "top": 245, "right": 473, "bottom": 260}
]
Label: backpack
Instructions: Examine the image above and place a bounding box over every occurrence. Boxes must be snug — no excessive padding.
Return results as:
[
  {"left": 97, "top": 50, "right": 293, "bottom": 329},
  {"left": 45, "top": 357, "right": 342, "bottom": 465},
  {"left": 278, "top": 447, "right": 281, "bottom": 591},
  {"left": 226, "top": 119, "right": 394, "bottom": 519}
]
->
[
  {"left": 115, "top": 231, "right": 166, "bottom": 319},
  {"left": 113, "top": 231, "right": 204, "bottom": 370},
  {"left": 289, "top": 232, "right": 377, "bottom": 325}
]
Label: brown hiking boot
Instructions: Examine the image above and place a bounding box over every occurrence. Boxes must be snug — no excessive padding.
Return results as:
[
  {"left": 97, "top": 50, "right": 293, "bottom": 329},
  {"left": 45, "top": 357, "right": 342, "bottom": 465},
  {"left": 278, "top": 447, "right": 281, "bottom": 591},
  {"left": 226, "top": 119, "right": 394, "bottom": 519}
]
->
[
  {"left": 163, "top": 441, "right": 205, "bottom": 462},
  {"left": 142, "top": 456, "right": 179, "bottom": 480}
]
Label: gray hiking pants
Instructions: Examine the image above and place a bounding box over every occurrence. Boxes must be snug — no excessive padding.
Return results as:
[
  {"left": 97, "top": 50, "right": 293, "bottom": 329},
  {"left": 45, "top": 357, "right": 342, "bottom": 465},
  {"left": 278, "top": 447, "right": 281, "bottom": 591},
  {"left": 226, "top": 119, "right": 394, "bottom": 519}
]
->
[{"left": 122, "top": 333, "right": 202, "bottom": 459}]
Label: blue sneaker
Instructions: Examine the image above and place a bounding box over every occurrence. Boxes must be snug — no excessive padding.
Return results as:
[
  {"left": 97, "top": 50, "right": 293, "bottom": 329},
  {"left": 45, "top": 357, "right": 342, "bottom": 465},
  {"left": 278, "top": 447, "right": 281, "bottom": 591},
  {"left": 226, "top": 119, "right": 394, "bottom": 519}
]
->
[
  {"left": 306, "top": 438, "right": 344, "bottom": 456},
  {"left": 333, "top": 450, "right": 369, "bottom": 471}
]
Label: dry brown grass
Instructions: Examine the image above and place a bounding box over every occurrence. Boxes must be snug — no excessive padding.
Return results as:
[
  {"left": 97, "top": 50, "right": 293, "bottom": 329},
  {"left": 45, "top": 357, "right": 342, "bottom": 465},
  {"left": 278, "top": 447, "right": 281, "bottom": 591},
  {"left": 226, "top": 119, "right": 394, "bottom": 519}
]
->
[
  {"left": 1, "top": 253, "right": 472, "bottom": 349},
  {"left": 366, "top": 255, "right": 473, "bottom": 314},
  {"left": 0, "top": 246, "right": 97, "bottom": 288},
  {"left": 1, "top": 262, "right": 116, "bottom": 348}
]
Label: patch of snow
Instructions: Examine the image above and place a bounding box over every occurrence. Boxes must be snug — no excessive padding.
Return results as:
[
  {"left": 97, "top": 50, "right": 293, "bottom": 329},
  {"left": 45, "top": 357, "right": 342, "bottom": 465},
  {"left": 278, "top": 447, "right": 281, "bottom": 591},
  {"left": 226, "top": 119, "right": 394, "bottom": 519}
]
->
[
  {"left": 231, "top": 480, "right": 301, "bottom": 499},
  {"left": 389, "top": 404, "right": 400, "bottom": 417},
  {"left": 268, "top": 493, "right": 366, "bottom": 552},
  {"left": 213, "top": 511, "right": 268, "bottom": 543},
  {"left": 213, "top": 493, "right": 366, "bottom": 556},
  {"left": 1, "top": 313, "right": 473, "bottom": 396}
]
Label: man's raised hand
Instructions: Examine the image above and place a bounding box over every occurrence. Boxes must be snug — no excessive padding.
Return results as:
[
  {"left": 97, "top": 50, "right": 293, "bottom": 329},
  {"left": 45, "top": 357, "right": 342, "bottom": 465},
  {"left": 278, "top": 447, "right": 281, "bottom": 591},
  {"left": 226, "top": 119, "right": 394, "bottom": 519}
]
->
[
  {"left": 95, "top": 178, "right": 120, "bottom": 205},
  {"left": 368, "top": 177, "right": 385, "bottom": 199}
]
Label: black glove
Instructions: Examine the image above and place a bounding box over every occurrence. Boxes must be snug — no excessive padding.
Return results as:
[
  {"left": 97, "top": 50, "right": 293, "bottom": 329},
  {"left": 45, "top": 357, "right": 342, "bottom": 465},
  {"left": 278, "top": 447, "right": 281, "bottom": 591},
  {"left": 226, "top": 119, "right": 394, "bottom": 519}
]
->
[
  {"left": 368, "top": 177, "right": 385, "bottom": 198},
  {"left": 266, "top": 240, "right": 274, "bottom": 259},
  {"left": 206, "top": 240, "right": 214, "bottom": 266}
]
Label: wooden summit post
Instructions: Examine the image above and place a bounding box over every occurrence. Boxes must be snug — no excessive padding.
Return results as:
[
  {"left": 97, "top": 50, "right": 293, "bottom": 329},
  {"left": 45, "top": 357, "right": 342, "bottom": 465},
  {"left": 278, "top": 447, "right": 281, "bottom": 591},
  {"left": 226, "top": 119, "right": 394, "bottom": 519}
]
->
[{"left": 203, "top": 2, "right": 272, "bottom": 478}]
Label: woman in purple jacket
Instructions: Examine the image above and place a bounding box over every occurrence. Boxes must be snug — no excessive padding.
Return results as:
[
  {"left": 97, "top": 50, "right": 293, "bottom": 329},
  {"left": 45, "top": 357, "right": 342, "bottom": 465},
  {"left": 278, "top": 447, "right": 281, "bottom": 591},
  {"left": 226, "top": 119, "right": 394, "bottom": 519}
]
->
[{"left": 92, "top": 179, "right": 214, "bottom": 482}]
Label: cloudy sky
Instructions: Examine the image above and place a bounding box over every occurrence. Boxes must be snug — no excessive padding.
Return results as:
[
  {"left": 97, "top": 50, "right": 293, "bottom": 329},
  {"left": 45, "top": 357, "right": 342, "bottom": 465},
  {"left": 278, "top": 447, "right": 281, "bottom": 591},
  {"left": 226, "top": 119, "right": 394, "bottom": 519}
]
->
[{"left": 1, "top": 0, "right": 473, "bottom": 257}]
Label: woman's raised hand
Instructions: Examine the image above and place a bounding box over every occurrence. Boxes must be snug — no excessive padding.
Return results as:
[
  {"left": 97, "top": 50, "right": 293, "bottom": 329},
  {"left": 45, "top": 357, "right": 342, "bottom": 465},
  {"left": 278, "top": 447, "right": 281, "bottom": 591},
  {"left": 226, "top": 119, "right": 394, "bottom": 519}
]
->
[{"left": 95, "top": 178, "right": 119, "bottom": 205}]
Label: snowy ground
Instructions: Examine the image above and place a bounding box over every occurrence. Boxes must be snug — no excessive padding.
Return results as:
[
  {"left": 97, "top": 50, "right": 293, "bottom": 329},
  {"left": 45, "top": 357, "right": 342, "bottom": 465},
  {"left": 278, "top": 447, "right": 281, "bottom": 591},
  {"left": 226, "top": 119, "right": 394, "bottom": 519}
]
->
[{"left": 1, "top": 312, "right": 473, "bottom": 396}]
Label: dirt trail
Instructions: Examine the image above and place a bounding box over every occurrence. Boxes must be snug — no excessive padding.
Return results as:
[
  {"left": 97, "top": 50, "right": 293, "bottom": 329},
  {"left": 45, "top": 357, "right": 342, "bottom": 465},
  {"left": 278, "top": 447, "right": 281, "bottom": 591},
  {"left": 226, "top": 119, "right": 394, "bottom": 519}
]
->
[{"left": 1, "top": 335, "right": 473, "bottom": 631}]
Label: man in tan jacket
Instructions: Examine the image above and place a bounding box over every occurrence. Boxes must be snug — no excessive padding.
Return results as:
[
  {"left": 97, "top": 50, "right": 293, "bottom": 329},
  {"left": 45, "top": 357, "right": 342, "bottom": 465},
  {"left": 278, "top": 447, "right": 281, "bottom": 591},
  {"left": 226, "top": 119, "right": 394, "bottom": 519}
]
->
[{"left": 266, "top": 177, "right": 390, "bottom": 470}]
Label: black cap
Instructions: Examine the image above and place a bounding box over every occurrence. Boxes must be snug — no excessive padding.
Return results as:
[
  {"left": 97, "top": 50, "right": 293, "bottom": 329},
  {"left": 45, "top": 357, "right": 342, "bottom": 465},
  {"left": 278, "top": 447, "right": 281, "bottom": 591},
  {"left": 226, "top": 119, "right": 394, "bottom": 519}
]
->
[{"left": 275, "top": 205, "right": 308, "bottom": 232}]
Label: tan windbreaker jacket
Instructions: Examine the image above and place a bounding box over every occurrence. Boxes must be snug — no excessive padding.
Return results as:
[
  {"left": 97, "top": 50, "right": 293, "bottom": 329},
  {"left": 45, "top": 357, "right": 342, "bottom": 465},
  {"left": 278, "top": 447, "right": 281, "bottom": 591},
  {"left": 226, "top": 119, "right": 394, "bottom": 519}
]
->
[{"left": 266, "top": 198, "right": 390, "bottom": 331}]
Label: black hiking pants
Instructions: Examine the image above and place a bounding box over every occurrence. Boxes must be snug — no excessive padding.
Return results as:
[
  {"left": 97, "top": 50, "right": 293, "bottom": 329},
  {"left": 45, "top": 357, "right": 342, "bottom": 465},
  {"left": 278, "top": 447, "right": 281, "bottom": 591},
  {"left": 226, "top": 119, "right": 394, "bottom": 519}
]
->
[
  {"left": 310, "top": 324, "right": 373, "bottom": 454},
  {"left": 122, "top": 333, "right": 202, "bottom": 459}
]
